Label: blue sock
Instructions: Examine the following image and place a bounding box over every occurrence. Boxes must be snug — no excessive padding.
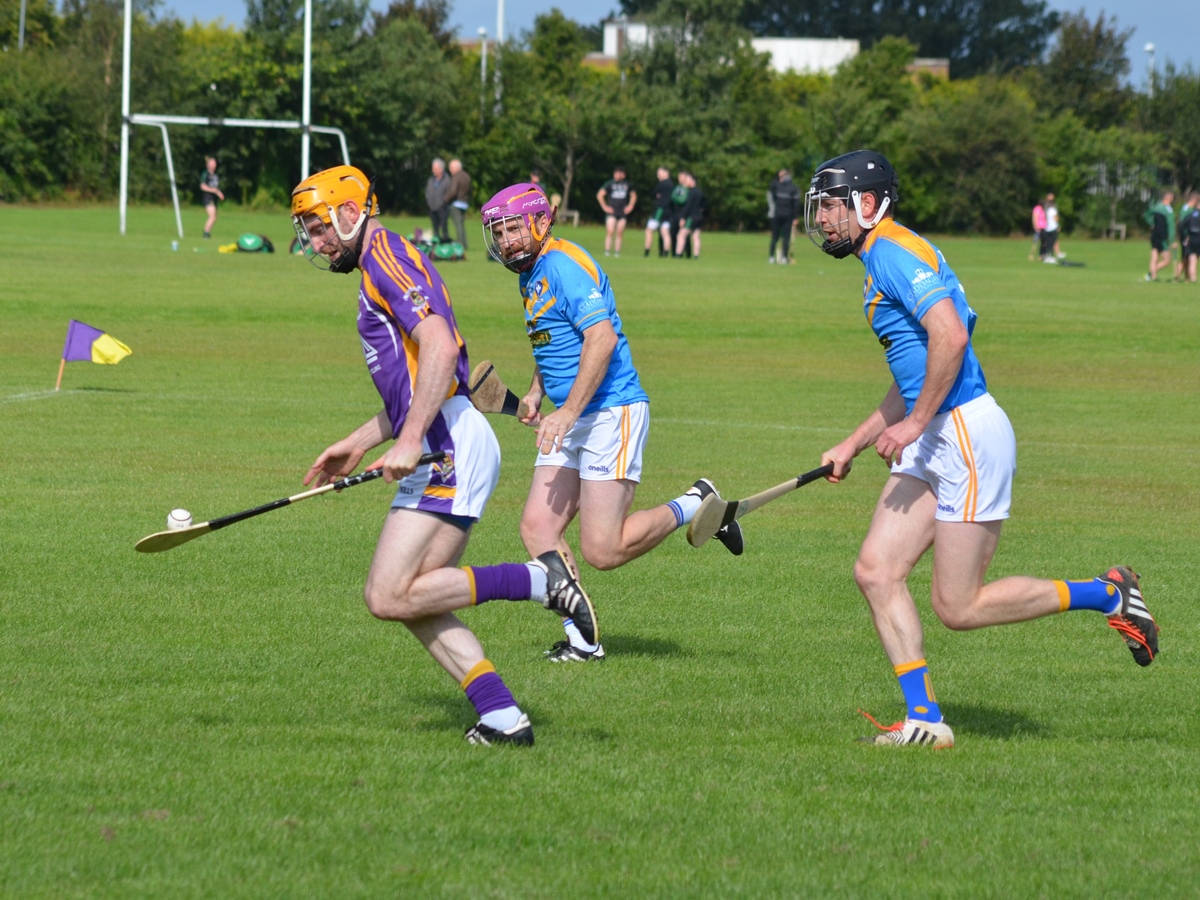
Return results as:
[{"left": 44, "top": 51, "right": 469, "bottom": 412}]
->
[
  {"left": 1054, "top": 579, "right": 1120, "bottom": 615},
  {"left": 896, "top": 660, "right": 942, "bottom": 723}
]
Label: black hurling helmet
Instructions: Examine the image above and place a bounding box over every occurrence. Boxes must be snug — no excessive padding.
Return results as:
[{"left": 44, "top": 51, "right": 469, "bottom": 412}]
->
[{"left": 804, "top": 150, "right": 899, "bottom": 259}]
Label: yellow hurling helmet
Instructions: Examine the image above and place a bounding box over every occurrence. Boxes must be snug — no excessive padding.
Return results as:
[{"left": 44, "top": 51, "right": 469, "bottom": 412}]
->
[{"left": 291, "top": 166, "right": 378, "bottom": 273}]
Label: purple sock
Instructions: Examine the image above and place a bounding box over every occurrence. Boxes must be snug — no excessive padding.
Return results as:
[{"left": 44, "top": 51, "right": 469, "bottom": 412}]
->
[
  {"left": 465, "top": 563, "right": 532, "bottom": 604},
  {"left": 464, "top": 671, "right": 518, "bottom": 718}
]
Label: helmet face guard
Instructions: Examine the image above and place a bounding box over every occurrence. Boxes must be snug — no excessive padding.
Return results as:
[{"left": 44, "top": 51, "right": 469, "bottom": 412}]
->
[
  {"left": 804, "top": 151, "right": 898, "bottom": 259},
  {"left": 291, "top": 166, "right": 378, "bottom": 274},
  {"left": 480, "top": 184, "right": 555, "bottom": 273}
]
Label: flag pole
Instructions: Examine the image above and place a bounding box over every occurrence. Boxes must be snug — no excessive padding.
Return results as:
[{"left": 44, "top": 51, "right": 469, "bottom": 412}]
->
[{"left": 55, "top": 358, "right": 66, "bottom": 391}]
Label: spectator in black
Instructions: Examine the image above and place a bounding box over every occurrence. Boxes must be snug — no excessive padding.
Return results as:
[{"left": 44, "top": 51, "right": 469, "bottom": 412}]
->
[
  {"left": 598, "top": 166, "right": 637, "bottom": 257},
  {"left": 199, "top": 156, "right": 223, "bottom": 239},
  {"left": 425, "top": 158, "right": 450, "bottom": 243},
  {"left": 768, "top": 168, "right": 801, "bottom": 264},
  {"left": 644, "top": 166, "right": 674, "bottom": 258},
  {"left": 446, "top": 159, "right": 472, "bottom": 250}
]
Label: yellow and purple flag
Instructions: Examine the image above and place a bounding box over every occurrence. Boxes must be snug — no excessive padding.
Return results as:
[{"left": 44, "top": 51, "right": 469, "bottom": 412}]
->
[{"left": 56, "top": 320, "right": 132, "bottom": 390}]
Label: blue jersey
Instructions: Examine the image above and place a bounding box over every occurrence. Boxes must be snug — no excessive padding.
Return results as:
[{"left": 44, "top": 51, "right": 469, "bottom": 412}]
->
[
  {"left": 518, "top": 237, "right": 648, "bottom": 414},
  {"left": 859, "top": 219, "right": 987, "bottom": 415}
]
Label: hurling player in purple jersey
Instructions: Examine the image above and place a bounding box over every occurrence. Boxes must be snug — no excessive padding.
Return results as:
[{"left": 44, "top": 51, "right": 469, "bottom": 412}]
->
[
  {"left": 290, "top": 166, "right": 598, "bottom": 746},
  {"left": 480, "top": 183, "right": 743, "bottom": 664},
  {"left": 805, "top": 150, "right": 1158, "bottom": 749}
]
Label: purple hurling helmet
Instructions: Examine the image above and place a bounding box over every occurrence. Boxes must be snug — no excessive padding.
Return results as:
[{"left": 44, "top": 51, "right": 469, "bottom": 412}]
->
[{"left": 480, "top": 183, "right": 556, "bottom": 273}]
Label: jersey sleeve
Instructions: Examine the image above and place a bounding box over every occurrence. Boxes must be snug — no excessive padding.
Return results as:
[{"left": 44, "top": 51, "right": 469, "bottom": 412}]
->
[
  {"left": 874, "top": 243, "right": 955, "bottom": 323},
  {"left": 365, "top": 248, "right": 440, "bottom": 336}
]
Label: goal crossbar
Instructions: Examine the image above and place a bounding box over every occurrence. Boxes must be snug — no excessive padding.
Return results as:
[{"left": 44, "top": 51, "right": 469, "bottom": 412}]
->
[{"left": 124, "top": 114, "right": 351, "bottom": 239}]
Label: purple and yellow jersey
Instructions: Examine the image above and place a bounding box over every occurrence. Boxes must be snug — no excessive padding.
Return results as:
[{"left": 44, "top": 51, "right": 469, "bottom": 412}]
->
[
  {"left": 518, "top": 237, "right": 648, "bottom": 414},
  {"left": 859, "top": 218, "right": 987, "bottom": 415},
  {"left": 357, "top": 228, "right": 471, "bottom": 438}
]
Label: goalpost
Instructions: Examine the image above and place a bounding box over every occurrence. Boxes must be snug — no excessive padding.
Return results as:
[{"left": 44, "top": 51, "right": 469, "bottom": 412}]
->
[{"left": 118, "top": 0, "right": 350, "bottom": 237}]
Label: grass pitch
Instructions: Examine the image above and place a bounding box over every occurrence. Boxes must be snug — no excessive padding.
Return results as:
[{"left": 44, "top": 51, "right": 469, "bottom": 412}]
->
[{"left": 2, "top": 206, "right": 1199, "bottom": 896}]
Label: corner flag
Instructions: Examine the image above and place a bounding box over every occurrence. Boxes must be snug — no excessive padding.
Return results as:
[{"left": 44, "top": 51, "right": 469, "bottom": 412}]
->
[{"left": 56, "top": 320, "right": 133, "bottom": 390}]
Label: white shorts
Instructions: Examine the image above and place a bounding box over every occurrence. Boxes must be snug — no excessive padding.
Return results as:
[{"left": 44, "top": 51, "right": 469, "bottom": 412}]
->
[
  {"left": 892, "top": 393, "right": 1016, "bottom": 523},
  {"left": 534, "top": 401, "right": 648, "bottom": 482},
  {"left": 646, "top": 218, "right": 663, "bottom": 229},
  {"left": 390, "top": 395, "right": 500, "bottom": 521}
]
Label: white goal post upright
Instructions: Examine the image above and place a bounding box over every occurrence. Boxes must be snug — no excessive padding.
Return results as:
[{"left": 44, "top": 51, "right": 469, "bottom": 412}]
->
[
  {"left": 302, "top": 0, "right": 312, "bottom": 180},
  {"left": 119, "top": 0, "right": 341, "bottom": 236},
  {"left": 118, "top": 0, "right": 133, "bottom": 235}
]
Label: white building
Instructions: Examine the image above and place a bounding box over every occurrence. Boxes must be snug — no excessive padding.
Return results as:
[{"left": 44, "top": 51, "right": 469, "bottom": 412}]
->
[
  {"left": 600, "top": 19, "right": 860, "bottom": 75},
  {"left": 749, "top": 37, "right": 860, "bottom": 74}
]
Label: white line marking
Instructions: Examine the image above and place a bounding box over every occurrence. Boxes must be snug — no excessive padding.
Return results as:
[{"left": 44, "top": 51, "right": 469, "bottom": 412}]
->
[{"left": 0, "top": 390, "right": 67, "bottom": 404}]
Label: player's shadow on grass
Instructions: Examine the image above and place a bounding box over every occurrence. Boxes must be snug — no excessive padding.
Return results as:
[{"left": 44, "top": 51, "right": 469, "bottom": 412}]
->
[
  {"left": 945, "top": 703, "right": 1045, "bottom": 740},
  {"left": 603, "top": 634, "right": 683, "bottom": 658}
]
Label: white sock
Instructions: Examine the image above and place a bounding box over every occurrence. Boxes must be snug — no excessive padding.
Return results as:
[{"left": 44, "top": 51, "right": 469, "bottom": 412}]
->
[
  {"left": 480, "top": 705, "right": 522, "bottom": 731},
  {"left": 563, "top": 618, "right": 599, "bottom": 652},
  {"left": 667, "top": 491, "right": 703, "bottom": 527},
  {"left": 526, "top": 562, "right": 548, "bottom": 601}
]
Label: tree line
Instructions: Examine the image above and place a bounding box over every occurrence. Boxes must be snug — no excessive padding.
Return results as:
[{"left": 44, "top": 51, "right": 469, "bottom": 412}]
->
[{"left": 1, "top": 0, "right": 1198, "bottom": 235}]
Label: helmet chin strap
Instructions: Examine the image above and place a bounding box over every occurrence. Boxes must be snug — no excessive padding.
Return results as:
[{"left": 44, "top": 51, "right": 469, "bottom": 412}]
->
[
  {"left": 852, "top": 191, "right": 891, "bottom": 229},
  {"left": 823, "top": 193, "right": 889, "bottom": 259},
  {"left": 505, "top": 209, "right": 556, "bottom": 273},
  {"left": 531, "top": 207, "right": 557, "bottom": 243},
  {"left": 328, "top": 180, "right": 377, "bottom": 275}
]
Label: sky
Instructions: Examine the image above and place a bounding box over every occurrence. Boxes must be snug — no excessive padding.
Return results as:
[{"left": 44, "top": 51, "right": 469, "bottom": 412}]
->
[{"left": 160, "top": 0, "right": 1199, "bottom": 79}]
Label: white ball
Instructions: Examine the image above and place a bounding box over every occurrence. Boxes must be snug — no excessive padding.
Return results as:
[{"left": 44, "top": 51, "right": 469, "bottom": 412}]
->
[{"left": 167, "top": 509, "right": 193, "bottom": 530}]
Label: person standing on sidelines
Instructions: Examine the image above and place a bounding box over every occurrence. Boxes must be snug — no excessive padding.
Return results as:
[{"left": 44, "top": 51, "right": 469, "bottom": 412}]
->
[
  {"left": 1040, "top": 193, "right": 1062, "bottom": 262},
  {"left": 1180, "top": 192, "right": 1200, "bottom": 283},
  {"left": 446, "top": 159, "right": 472, "bottom": 251},
  {"left": 674, "top": 172, "right": 704, "bottom": 259},
  {"left": 1144, "top": 190, "right": 1175, "bottom": 282},
  {"left": 290, "top": 166, "right": 597, "bottom": 746},
  {"left": 644, "top": 166, "right": 675, "bottom": 258},
  {"left": 597, "top": 166, "right": 636, "bottom": 258},
  {"left": 1030, "top": 200, "right": 1046, "bottom": 261},
  {"left": 768, "top": 168, "right": 801, "bottom": 264},
  {"left": 481, "top": 183, "right": 742, "bottom": 662},
  {"left": 426, "top": 158, "right": 451, "bottom": 244},
  {"left": 805, "top": 150, "right": 1159, "bottom": 748},
  {"left": 199, "top": 156, "right": 223, "bottom": 239}
]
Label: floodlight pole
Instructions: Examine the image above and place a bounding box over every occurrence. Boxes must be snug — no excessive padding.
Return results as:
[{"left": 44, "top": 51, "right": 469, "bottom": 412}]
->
[
  {"left": 118, "top": 0, "right": 132, "bottom": 235},
  {"left": 1144, "top": 43, "right": 1156, "bottom": 99},
  {"left": 301, "top": 0, "right": 313, "bottom": 179},
  {"left": 478, "top": 27, "right": 487, "bottom": 123},
  {"left": 18, "top": 0, "right": 26, "bottom": 50},
  {"left": 493, "top": 0, "right": 503, "bottom": 114}
]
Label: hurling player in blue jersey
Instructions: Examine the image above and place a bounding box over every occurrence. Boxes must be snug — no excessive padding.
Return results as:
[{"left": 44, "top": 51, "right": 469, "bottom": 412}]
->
[
  {"left": 805, "top": 151, "right": 1159, "bottom": 748},
  {"left": 290, "top": 167, "right": 598, "bottom": 746},
  {"left": 481, "top": 183, "right": 742, "bottom": 662}
]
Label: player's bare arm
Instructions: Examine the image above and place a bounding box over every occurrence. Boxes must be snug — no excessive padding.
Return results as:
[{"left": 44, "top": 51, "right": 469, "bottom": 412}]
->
[
  {"left": 596, "top": 187, "right": 613, "bottom": 214},
  {"left": 822, "top": 383, "right": 905, "bottom": 481},
  {"left": 305, "top": 409, "right": 392, "bottom": 487},
  {"left": 367, "top": 314, "right": 459, "bottom": 482},
  {"left": 535, "top": 320, "right": 618, "bottom": 455},
  {"left": 626, "top": 190, "right": 638, "bottom": 215},
  {"left": 875, "top": 299, "right": 968, "bottom": 466}
]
